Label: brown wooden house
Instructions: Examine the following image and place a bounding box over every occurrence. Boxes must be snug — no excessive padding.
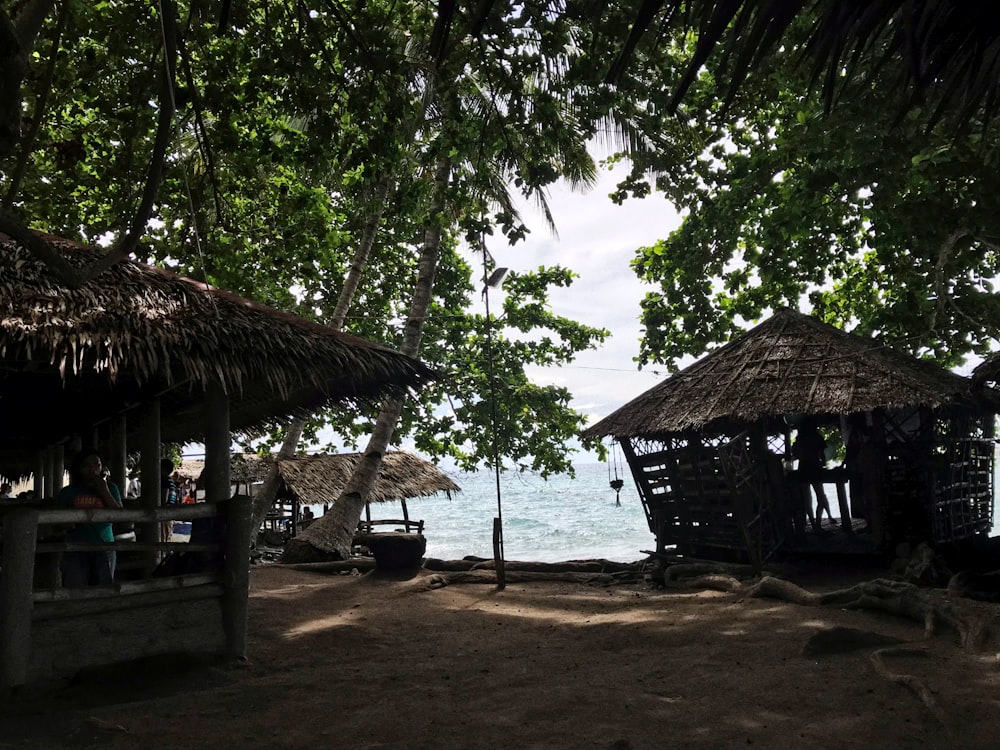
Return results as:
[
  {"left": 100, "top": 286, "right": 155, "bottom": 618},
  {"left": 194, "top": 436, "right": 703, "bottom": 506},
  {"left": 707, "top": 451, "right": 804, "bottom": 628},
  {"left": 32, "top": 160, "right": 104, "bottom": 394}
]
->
[
  {"left": 0, "top": 232, "right": 435, "bottom": 688},
  {"left": 582, "top": 309, "right": 998, "bottom": 566}
]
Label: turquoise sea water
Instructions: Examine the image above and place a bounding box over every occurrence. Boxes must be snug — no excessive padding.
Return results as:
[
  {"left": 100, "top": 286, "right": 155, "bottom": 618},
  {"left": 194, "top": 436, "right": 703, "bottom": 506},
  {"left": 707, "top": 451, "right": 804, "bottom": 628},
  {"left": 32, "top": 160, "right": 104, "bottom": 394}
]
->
[
  {"left": 311, "top": 462, "right": 654, "bottom": 563},
  {"left": 305, "top": 451, "right": 1000, "bottom": 560}
]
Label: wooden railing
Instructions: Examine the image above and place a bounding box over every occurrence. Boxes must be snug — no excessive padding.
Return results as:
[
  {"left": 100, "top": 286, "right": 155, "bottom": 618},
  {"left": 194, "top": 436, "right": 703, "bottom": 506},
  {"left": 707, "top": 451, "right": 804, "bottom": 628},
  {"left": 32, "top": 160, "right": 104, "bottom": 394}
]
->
[
  {"left": 356, "top": 518, "right": 425, "bottom": 535},
  {"left": 0, "top": 499, "right": 251, "bottom": 689}
]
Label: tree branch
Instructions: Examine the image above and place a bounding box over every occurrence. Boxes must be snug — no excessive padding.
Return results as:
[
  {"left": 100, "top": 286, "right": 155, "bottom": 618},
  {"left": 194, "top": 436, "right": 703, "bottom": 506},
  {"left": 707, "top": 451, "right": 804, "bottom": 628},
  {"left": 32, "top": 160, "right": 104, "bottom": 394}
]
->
[
  {"left": 3, "top": 0, "right": 67, "bottom": 209},
  {"left": 4, "top": 0, "right": 179, "bottom": 288}
]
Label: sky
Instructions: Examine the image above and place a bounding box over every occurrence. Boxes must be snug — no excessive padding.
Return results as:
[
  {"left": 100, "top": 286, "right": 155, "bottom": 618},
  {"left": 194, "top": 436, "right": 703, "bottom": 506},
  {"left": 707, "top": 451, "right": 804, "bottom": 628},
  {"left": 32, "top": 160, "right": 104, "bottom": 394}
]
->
[{"left": 476, "top": 163, "right": 683, "bottom": 458}]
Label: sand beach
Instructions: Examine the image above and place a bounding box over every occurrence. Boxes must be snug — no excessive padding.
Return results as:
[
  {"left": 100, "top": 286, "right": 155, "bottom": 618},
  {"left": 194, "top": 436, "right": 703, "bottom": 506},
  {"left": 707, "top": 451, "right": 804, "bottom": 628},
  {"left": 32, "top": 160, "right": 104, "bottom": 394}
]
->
[{"left": 3, "top": 561, "right": 999, "bottom": 749}]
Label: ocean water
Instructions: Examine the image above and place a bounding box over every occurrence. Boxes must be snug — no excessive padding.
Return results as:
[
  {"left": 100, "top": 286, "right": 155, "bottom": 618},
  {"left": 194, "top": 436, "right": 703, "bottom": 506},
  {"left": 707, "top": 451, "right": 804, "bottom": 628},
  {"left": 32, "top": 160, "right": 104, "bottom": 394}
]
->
[{"left": 309, "top": 462, "right": 654, "bottom": 563}]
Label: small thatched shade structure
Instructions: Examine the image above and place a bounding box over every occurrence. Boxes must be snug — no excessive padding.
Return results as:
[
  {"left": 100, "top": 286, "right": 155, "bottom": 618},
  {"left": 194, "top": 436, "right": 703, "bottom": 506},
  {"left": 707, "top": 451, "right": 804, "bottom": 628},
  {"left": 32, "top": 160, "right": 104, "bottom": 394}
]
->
[
  {"left": 584, "top": 309, "right": 998, "bottom": 562},
  {"left": 178, "top": 451, "right": 459, "bottom": 504},
  {"left": 273, "top": 451, "right": 460, "bottom": 507},
  {"left": 182, "top": 451, "right": 459, "bottom": 524},
  {"left": 0, "top": 232, "right": 436, "bottom": 469}
]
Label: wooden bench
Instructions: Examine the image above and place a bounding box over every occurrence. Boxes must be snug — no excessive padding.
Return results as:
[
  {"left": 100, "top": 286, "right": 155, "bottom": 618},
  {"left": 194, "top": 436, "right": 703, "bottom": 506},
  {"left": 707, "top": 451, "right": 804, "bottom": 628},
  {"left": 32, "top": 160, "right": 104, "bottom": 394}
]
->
[{"left": 356, "top": 518, "right": 424, "bottom": 535}]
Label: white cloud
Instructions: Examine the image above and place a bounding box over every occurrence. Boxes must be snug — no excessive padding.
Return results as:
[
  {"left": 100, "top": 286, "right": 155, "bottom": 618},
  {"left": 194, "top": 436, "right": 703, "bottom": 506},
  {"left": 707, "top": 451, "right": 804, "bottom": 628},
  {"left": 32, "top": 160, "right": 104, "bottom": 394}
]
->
[{"left": 489, "top": 165, "right": 681, "bottom": 439}]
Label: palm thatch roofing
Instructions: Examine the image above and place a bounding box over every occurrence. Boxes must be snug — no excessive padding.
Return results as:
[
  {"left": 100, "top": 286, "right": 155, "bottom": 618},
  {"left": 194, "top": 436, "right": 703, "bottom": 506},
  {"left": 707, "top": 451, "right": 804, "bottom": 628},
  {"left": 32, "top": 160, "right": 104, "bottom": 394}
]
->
[
  {"left": 0, "top": 232, "right": 437, "bottom": 461},
  {"left": 583, "top": 308, "right": 996, "bottom": 439},
  {"left": 178, "top": 451, "right": 460, "bottom": 505},
  {"left": 275, "top": 452, "right": 460, "bottom": 506}
]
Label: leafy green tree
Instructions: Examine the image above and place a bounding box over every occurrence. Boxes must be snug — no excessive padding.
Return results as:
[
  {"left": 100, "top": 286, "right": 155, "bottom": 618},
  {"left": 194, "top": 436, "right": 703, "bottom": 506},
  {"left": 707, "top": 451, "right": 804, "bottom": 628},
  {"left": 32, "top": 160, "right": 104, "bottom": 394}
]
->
[
  {"left": 614, "top": 37, "right": 1000, "bottom": 370},
  {"left": 1, "top": 0, "right": 623, "bottom": 547}
]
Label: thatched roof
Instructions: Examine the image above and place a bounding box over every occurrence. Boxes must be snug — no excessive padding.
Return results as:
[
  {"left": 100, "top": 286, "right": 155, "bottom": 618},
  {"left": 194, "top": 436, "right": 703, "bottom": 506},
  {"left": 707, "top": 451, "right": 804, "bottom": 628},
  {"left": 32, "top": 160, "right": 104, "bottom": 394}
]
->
[
  {"left": 583, "top": 308, "right": 995, "bottom": 439},
  {"left": 174, "top": 455, "right": 271, "bottom": 485},
  {"left": 177, "top": 451, "right": 460, "bottom": 505},
  {"left": 0, "top": 233, "right": 437, "bottom": 460},
  {"left": 275, "top": 452, "right": 460, "bottom": 506}
]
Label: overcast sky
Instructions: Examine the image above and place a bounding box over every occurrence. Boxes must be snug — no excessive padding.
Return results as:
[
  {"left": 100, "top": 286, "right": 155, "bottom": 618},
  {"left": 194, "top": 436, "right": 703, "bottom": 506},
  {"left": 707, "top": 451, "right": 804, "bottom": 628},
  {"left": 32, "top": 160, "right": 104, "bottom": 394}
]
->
[{"left": 464, "top": 163, "right": 685, "bottom": 463}]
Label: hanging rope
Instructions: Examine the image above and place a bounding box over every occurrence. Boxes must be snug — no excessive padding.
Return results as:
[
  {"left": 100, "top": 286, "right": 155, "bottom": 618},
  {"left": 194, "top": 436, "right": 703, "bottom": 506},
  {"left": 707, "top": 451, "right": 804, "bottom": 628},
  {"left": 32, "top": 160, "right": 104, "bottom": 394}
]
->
[{"left": 609, "top": 440, "right": 624, "bottom": 506}]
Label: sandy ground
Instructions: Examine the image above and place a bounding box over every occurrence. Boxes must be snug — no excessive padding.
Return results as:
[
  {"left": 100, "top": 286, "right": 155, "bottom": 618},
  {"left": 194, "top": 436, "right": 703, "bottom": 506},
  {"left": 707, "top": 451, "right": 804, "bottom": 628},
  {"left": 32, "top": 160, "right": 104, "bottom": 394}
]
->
[{"left": 3, "top": 560, "right": 1000, "bottom": 749}]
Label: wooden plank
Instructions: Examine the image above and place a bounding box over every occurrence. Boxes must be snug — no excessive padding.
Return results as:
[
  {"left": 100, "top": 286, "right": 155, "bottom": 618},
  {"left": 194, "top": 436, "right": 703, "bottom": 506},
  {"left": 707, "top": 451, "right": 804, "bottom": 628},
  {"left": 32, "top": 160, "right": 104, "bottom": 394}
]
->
[
  {"left": 32, "top": 584, "right": 225, "bottom": 621},
  {"left": 35, "top": 541, "right": 217, "bottom": 554},
  {"left": 31, "top": 573, "right": 221, "bottom": 602},
  {"left": 0, "top": 509, "right": 38, "bottom": 689},
  {"left": 25, "top": 504, "right": 220, "bottom": 524}
]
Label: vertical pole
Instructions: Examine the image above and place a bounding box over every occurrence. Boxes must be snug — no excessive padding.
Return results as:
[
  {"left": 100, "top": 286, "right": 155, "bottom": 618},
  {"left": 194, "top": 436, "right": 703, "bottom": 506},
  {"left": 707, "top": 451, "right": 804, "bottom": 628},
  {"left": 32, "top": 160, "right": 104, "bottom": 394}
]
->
[
  {"left": 482, "top": 257, "right": 506, "bottom": 590},
  {"left": 110, "top": 413, "right": 128, "bottom": 498},
  {"left": 205, "top": 382, "right": 247, "bottom": 661},
  {"left": 44, "top": 447, "right": 55, "bottom": 501},
  {"left": 0, "top": 509, "right": 38, "bottom": 689},
  {"left": 51, "top": 444, "right": 64, "bottom": 495},
  {"left": 33, "top": 450, "right": 45, "bottom": 501},
  {"left": 139, "top": 400, "right": 161, "bottom": 571}
]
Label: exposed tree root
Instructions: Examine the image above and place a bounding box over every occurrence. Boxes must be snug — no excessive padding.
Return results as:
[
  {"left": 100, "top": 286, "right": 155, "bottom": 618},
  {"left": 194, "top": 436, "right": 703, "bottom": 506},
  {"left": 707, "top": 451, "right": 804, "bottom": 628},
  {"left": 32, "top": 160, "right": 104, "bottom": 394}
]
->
[
  {"left": 742, "top": 576, "right": 999, "bottom": 652},
  {"left": 424, "top": 570, "right": 620, "bottom": 588},
  {"left": 869, "top": 647, "right": 949, "bottom": 729}
]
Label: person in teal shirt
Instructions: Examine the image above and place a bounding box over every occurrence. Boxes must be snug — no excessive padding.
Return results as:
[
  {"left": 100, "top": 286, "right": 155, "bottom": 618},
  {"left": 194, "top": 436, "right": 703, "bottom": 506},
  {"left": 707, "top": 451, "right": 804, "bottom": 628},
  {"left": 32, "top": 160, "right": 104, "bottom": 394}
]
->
[{"left": 59, "top": 449, "right": 123, "bottom": 587}]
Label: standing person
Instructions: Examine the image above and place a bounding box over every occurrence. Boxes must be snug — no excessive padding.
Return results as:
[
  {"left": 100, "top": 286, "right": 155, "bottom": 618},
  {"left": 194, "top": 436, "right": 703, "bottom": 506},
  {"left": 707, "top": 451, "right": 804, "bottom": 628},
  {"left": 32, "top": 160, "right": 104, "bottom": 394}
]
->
[
  {"left": 0, "top": 482, "right": 13, "bottom": 500},
  {"left": 60, "top": 449, "right": 123, "bottom": 587},
  {"left": 161, "top": 458, "right": 180, "bottom": 542},
  {"left": 793, "top": 419, "right": 835, "bottom": 530}
]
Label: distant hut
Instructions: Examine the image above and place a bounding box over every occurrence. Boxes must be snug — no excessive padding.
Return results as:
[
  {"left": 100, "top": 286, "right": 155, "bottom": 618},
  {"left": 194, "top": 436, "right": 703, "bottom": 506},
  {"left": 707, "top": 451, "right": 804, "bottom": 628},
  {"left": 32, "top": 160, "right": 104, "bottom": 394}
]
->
[
  {"left": 186, "top": 452, "right": 460, "bottom": 539},
  {"left": 275, "top": 451, "right": 459, "bottom": 533},
  {"left": 583, "top": 309, "right": 998, "bottom": 565}
]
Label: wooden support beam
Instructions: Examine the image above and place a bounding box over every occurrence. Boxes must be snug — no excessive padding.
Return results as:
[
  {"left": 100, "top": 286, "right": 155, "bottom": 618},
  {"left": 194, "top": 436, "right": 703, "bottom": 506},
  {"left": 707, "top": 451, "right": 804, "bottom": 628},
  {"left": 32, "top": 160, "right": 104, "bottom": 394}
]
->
[
  {"left": 203, "top": 382, "right": 248, "bottom": 661},
  {"left": 110, "top": 413, "right": 128, "bottom": 497},
  {"left": 203, "top": 383, "right": 230, "bottom": 505},
  {"left": 138, "top": 400, "right": 162, "bottom": 573},
  {"left": 50, "top": 444, "right": 64, "bottom": 495},
  {"left": 33, "top": 450, "right": 45, "bottom": 501},
  {"left": 0, "top": 509, "right": 39, "bottom": 689}
]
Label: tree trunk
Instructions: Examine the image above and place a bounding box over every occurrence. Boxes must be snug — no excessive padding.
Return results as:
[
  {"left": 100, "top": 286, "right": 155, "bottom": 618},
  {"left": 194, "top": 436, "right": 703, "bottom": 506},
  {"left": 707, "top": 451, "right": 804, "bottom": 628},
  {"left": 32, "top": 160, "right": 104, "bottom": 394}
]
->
[
  {"left": 283, "top": 156, "right": 452, "bottom": 562},
  {"left": 248, "top": 175, "right": 395, "bottom": 540}
]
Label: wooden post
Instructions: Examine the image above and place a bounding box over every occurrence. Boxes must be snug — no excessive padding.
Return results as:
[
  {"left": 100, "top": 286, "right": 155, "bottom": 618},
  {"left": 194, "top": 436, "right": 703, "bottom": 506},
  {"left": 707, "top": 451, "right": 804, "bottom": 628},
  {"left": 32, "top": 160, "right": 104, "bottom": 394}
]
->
[
  {"left": 138, "top": 400, "right": 162, "bottom": 571},
  {"left": 835, "top": 480, "right": 853, "bottom": 533},
  {"left": 203, "top": 382, "right": 230, "bottom": 505},
  {"left": 204, "top": 382, "right": 248, "bottom": 660},
  {"left": 44, "top": 446, "right": 56, "bottom": 500},
  {"left": 110, "top": 413, "right": 128, "bottom": 497},
  {"left": 0, "top": 509, "right": 38, "bottom": 690},
  {"left": 493, "top": 517, "right": 506, "bottom": 590},
  {"left": 33, "top": 450, "right": 45, "bottom": 501},
  {"left": 225, "top": 495, "right": 252, "bottom": 660}
]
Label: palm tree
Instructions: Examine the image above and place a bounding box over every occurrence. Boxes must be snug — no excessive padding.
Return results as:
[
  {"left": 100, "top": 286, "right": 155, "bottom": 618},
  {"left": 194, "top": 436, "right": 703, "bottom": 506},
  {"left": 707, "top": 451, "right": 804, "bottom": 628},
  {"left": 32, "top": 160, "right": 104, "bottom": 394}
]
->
[{"left": 606, "top": 1, "right": 1000, "bottom": 126}]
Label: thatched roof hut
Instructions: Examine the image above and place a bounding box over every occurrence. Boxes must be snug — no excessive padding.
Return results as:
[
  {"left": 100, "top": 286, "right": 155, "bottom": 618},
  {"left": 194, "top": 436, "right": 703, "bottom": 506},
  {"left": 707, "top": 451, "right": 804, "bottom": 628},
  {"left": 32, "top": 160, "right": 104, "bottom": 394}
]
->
[
  {"left": 583, "top": 309, "right": 997, "bottom": 562},
  {"left": 584, "top": 308, "right": 987, "bottom": 439},
  {"left": 0, "top": 232, "right": 439, "bottom": 689},
  {"left": 0, "top": 232, "right": 436, "bottom": 465},
  {"left": 273, "top": 451, "right": 460, "bottom": 506},
  {"left": 179, "top": 451, "right": 459, "bottom": 506}
]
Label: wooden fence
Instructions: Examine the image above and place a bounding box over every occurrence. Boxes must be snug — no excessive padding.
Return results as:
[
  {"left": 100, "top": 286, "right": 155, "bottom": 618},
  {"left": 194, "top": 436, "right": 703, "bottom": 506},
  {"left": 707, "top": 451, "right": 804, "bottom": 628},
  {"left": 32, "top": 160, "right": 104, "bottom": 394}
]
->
[{"left": 0, "top": 499, "right": 251, "bottom": 689}]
